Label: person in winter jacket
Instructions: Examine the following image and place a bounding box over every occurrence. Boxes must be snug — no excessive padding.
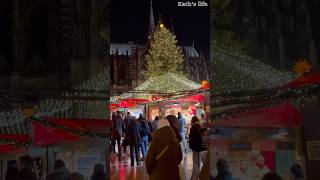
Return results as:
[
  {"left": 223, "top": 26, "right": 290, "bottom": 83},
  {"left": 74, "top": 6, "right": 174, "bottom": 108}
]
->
[
  {"left": 189, "top": 116, "right": 208, "bottom": 180},
  {"left": 70, "top": 172, "right": 85, "bottom": 180},
  {"left": 165, "top": 115, "right": 182, "bottom": 142},
  {"left": 178, "top": 112, "right": 187, "bottom": 153},
  {"left": 145, "top": 119, "right": 183, "bottom": 180},
  {"left": 140, "top": 118, "right": 150, "bottom": 159},
  {"left": 123, "top": 112, "right": 133, "bottom": 152},
  {"left": 5, "top": 166, "right": 18, "bottom": 180},
  {"left": 46, "top": 159, "right": 70, "bottom": 180},
  {"left": 111, "top": 111, "right": 124, "bottom": 160},
  {"left": 214, "top": 159, "right": 235, "bottom": 180},
  {"left": 90, "top": 163, "right": 108, "bottom": 180},
  {"left": 17, "top": 155, "right": 37, "bottom": 180},
  {"left": 288, "top": 164, "right": 305, "bottom": 180},
  {"left": 152, "top": 116, "right": 160, "bottom": 132},
  {"left": 262, "top": 172, "right": 282, "bottom": 180},
  {"left": 126, "top": 116, "right": 142, "bottom": 166}
]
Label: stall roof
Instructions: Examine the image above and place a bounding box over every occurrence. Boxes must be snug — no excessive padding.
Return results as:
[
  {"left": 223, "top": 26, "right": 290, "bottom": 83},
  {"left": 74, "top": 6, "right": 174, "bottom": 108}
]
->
[
  {"left": 213, "top": 101, "right": 301, "bottom": 128},
  {"left": 283, "top": 72, "right": 320, "bottom": 88},
  {"left": 120, "top": 73, "right": 201, "bottom": 99}
]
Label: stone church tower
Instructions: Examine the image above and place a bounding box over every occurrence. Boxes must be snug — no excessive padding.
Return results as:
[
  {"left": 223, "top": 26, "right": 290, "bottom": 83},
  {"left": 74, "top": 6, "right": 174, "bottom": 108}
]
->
[
  {"left": 233, "top": 0, "right": 320, "bottom": 70},
  {"left": 110, "top": 1, "right": 209, "bottom": 96},
  {"left": 0, "top": 0, "right": 110, "bottom": 110}
]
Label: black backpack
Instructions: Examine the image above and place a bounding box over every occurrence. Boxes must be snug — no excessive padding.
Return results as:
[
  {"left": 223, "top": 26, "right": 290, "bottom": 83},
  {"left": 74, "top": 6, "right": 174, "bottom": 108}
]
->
[{"left": 140, "top": 121, "right": 149, "bottom": 137}]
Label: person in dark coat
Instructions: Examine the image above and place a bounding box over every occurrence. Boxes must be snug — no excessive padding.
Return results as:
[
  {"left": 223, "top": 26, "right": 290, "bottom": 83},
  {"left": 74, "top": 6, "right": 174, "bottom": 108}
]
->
[
  {"left": 288, "top": 164, "right": 305, "bottom": 180},
  {"left": 262, "top": 172, "right": 282, "bottom": 180},
  {"left": 126, "top": 116, "right": 142, "bottom": 166},
  {"left": 17, "top": 155, "right": 37, "bottom": 180},
  {"left": 165, "top": 115, "right": 182, "bottom": 142},
  {"left": 145, "top": 118, "right": 183, "bottom": 180},
  {"left": 46, "top": 159, "right": 70, "bottom": 180},
  {"left": 70, "top": 172, "right": 85, "bottom": 180},
  {"left": 152, "top": 116, "right": 160, "bottom": 131},
  {"left": 140, "top": 117, "right": 150, "bottom": 159},
  {"left": 147, "top": 117, "right": 154, "bottom": 142},
  {"left": 90, "top": 163, "right": 107, "bottom": 180},
  {"left": 178, "top": 112, "right": 187, "bottom": 153},
  {"left": 189, "top": 116, "right": 208, "bottom": 180},
  {"left": 111, "top": 111, "right": 124, "bottom": 160},
  {"left": 214, "top": 159, "right": 235, "bottom": 180},
  {"left": 5, "top": 166, "right": 18, "bottom": 180},
  {"left": 123, "top": 112, "right": 133, "bottom": 152}
]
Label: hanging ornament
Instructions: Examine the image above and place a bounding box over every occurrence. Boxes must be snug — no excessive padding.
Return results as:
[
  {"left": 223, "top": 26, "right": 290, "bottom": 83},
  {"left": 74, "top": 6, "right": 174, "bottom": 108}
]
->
[{"left": 293, "top": 58, "right": 312, "bottom": 76}]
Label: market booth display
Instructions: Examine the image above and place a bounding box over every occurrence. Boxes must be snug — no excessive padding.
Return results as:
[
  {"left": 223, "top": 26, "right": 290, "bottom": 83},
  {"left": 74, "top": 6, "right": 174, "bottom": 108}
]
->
[
  {"left": 210, "top": 101, "right": 303, "bottom": 179},
  {"left": 110, "top": 73, "right": 210, "bottom": 122},
  {"left": 0, "top": 118, "right": 111, "bottom": 180}
]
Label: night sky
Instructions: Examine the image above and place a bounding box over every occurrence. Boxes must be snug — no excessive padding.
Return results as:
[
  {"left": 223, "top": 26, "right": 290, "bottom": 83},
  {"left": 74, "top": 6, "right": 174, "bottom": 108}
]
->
[{"left": 111, "top": 0, "right": 210, "bottom": 58}]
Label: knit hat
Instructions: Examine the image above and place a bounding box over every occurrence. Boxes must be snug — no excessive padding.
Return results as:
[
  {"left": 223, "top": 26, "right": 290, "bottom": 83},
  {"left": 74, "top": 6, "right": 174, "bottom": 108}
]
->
[{"left": 157, "top": 119, "right": 170, "bottom": 130}]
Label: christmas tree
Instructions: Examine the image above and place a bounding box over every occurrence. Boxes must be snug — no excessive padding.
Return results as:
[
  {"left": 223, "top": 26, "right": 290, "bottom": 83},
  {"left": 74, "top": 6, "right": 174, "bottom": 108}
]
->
[{"left": 145, "top": 22, "right": 185, "bottom": 79}]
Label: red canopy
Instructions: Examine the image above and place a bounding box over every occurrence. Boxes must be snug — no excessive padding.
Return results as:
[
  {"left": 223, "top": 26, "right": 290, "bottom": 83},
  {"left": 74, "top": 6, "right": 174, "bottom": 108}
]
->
[
  {"left": 119, "top": 100, "right": 136, "bottom": 108},
  {"left": 0, "top": 144, "right": 23, "bottom": 154},
  {"left": 125, "top": 98, "right": 150, "bottom": 104},
  {"left": 170, "top": 94, "right": 204, "bottom": 103},
  {"left": 32, "top": 121, "right": 80, "bottom": 146},
  {"left": 214, "top": 101, "right": 301, "bottom": 128},
  {"left": 0, "top": 134, "right": 29, "bottom": 142},
  {"left": 45, "top": 118, "right": 111, "bottom": 133},
  {"left": 284, "top": 72, "right": 320, "bottom": 88},
  {"left": 0, "top": 134, "right": 30, "bottom": 154}
]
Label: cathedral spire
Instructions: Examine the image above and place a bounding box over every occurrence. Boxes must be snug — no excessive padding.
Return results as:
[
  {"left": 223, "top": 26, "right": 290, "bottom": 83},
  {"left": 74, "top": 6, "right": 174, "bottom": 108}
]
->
[{"left": 149, "top": 1, "right": 156, "bottom": 33}]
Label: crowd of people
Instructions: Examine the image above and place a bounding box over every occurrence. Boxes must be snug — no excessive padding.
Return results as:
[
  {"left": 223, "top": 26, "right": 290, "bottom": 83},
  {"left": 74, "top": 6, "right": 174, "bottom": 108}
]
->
[
  {"left": 210, "top": 159, "right": 306, "bottom": 180},
  {"left": 110, "top": 110, "right": 210, "bottom": 180},
  {"left": 5, "top": 155, "right": 108, "bottom": 180}
]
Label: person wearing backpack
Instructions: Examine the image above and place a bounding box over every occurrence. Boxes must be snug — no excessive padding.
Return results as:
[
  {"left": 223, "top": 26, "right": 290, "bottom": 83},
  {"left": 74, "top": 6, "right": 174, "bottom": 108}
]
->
[
  {"left": 140, "top": 117, "right": 151, "bottom": 159},
  {"left": 145, "top": 118, "right": 183, "bottom": 180},
  {"left": 189, "top": 116, "right": 208, "bottom": 180}
]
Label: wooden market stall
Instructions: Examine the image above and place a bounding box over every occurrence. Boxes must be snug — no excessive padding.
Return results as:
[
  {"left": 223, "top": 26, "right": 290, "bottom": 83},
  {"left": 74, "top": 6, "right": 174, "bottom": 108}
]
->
[{"left": 210, "top": 101, "right": 304, "bottom": 179}]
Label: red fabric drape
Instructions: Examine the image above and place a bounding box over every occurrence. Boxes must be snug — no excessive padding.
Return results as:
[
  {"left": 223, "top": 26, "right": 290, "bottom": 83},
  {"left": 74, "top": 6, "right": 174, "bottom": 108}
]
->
[
  {"left": 214, "top": 101, "right": 301, "bottom": 128},
  {"left": 0, "top": 134, "right": 29, "bottom": 153},
  {"left": 125, "top": 98, "right": 150, "bottom": 104},
  {"left": 0, "top": 134, "right": 29, "bottom": 142},
  {"left": 119, "top": 100, "right": 136, "bottom": 108},
  {"left": 284, "top": 72, "right": 320, "bottom": 88},
  {"left": 169, "top": 94, "right": 204, "bottom": 103},
  {"left": 45, "top": 118, "right": 111, "bottom": 132},
  {"left": 261, "top": 151, "right": 276, "bottom": 172},
  {"left": 32, "top": 121, "right": 80, "bottom": 146},
  {"left": 0, "top": 144, "right": 22, "bottom": 153}
]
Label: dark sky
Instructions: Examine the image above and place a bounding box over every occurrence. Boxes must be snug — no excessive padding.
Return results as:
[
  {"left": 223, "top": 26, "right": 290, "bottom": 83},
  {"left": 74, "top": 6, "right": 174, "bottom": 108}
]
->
[{"left": 111, "top": 0, "right": 210, "bottom": 58}]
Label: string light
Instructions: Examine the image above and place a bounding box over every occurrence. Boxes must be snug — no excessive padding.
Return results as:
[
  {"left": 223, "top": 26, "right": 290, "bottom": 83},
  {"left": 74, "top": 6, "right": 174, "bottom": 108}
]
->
[{"left": 212, "top": 44, "right": 296, "bottom": 93}]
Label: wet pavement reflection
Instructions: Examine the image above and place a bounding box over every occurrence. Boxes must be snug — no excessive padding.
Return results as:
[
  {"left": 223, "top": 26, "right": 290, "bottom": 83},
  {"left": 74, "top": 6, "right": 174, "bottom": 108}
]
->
[{"left": 110, "top": 150, "right": 193, "bottom": 180}]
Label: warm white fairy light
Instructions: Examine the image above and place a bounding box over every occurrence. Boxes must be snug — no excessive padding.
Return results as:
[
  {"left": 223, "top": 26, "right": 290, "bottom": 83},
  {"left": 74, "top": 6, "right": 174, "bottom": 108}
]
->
[{"left": 212, "top": 43, "right": 296, "bottom": 92}]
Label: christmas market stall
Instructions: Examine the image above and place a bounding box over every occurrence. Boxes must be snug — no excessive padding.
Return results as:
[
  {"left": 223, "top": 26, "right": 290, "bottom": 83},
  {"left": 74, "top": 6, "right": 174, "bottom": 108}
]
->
[
  {"left": 110, "top": 73, "right": 210, "bottom": 122},
  {"left": 0, "top": 69, "right": 111, "bottom": 179},
  {"left": 31, "top": 117, "right": 111, "bottom": 179},
  {"left": 210, "top": 101, "right": 303, "bottom": 179}
]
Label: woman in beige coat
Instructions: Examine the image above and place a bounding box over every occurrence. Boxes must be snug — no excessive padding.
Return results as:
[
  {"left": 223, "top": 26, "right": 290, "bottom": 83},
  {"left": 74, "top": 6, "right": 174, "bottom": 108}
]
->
[{"left": 145, "top": 119, "right": 183, "bottom": 180}]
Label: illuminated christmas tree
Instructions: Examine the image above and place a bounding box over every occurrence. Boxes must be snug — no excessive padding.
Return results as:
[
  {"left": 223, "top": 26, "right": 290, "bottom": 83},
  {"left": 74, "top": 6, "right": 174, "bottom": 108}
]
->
[{"left": 145, "top": 21, "right": 185, "bottom": 79}]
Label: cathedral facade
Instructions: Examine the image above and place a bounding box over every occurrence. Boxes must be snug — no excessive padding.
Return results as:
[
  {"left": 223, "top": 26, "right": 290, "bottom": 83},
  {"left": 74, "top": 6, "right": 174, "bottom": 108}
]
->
[
  {"left": 110, "top": 3, "right": 209, "bottom": 96},
  {"left": 0, "top": 0, "right": 110, "bottom": 110},
  {"left": 232, "top": 0, "right": 320, "bottom": 70}
]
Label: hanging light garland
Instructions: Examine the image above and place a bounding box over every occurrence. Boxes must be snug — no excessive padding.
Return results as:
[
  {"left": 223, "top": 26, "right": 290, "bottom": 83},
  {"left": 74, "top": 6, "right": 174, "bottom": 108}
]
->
[{"left": 212, "top": 44, "right": 296, "bottom": 93}]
